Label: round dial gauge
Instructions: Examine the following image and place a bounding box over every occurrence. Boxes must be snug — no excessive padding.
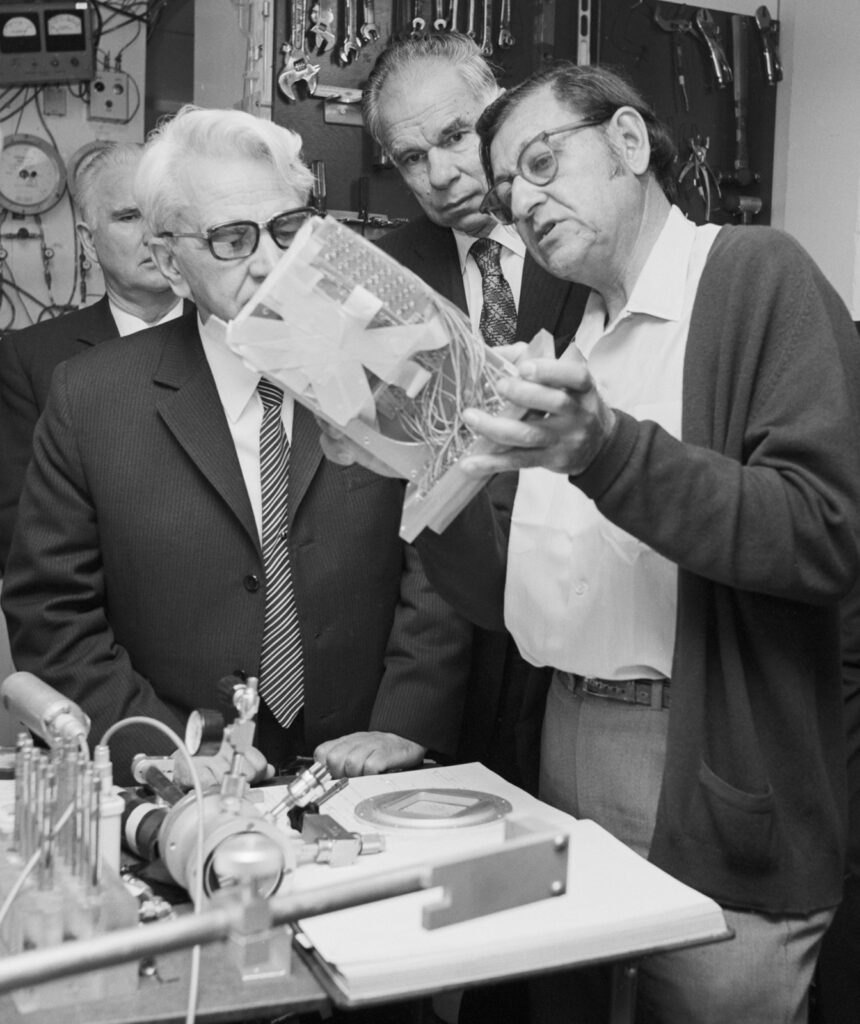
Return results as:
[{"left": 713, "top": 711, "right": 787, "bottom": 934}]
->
[
  {"left": 0, "top": 134, "right": 67, "bottom": 215},
  {"left": 185, "top": 708, "right": 226, "bottom": 756}
]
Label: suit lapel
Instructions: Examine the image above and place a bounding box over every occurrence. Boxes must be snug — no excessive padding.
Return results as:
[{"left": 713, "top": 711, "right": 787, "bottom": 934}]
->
[
  {"left": 517, "top": 255, "right": 573, "bottom": 344},
  {"left": 407, "top": 221, "right": 468, "bottom": 313},
  {"left": 76, "top": 295, "right": 119, "bottom": 347},
  {"left": 289, "top": 404, "right": 323, "bottom": 521},
  {"left": 153, "top": 316, "right": 259, "bottom": 549}
]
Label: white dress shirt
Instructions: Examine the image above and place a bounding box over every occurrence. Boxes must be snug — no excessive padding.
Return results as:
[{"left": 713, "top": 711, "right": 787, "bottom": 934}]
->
[
  {"left": 199, "top": 314, "right": 294, "bottom": 545},
  {"left": 109, "top": 296, "right": 183, "bottom": 337},
  {"left": 505, "top": 207, "right": 720, "bottom": 679},
  {"left": 453, "top": 222, "right": 525, "bottom": 333}
]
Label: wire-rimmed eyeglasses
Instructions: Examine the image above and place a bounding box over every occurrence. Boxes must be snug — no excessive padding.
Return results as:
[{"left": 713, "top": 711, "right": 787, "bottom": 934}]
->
[
  {"left": 158, "top": 206, "right": 316, "bottom": 261},
  {"left": 480, "top": 119, "right": 605, "bottom": 225}
]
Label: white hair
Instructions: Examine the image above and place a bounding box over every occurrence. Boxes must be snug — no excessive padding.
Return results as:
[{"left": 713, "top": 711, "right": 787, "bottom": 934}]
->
[
  {"left": 135, "top": 105, "right": 314, "bottom": 235},
  {"left": 73, "top": 142, "right": 143, "bottom": 225}
]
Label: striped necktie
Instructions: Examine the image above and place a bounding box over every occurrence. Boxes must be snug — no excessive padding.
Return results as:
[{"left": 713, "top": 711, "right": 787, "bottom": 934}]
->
[
  {"left": 470, "top": 237, "right": 518, "bottom": 347},
  {"left": 257, "top": 377, "right": 304, "bottom": 727}
]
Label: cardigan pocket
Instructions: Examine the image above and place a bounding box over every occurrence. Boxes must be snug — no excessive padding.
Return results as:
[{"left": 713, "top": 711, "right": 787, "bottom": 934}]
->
[{"left": 697, "top": 758, "right": 778, "bottom": 871}]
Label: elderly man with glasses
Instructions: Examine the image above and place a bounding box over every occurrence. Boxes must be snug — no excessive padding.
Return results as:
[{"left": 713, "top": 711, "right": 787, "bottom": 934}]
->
[
  {"left": 1, "top": 105, "right": 472, "bottom": 787},
  {"left": 324, "top": 63, "right": 860, "bottom": 1023}
]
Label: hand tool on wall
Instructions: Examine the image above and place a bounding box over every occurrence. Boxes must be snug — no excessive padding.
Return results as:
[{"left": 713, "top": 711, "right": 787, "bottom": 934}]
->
[
  {"left": 410, "top": 0, "right": 427, "bottom": 36},
  {"left": 449, "top": 0, "right": 461, "bottom": 32},
  {"left": 577, "top": 0, "right": 593, "bottom": 65},
  {"left": 729, "top": 13, "right": 754, "bottom": 188},
  {"left": 753, "top": 5, "right": 783, "bottom": 84},
  {"left": 277, "top": 0, "right": 320, "bottom": 102},
  {"left": 722, "top": 193, "right": 762, "bottom": 224},
  {"left": 479, "top": 0, "right": 494, "bottom": 55},
  {"left": 694, "top": 8, "right": 732, "bottom": 89},
  {"left": 360, "top": 0, "right": 380, "bottom": 42},
  {"left": 338, "top": 0, "right": 362, "bottom": 64},
  {"left": 466, "top": 0, "right": 478, "bottom": 40},
  {"left": 312, "top": 160, "right": 327, "bottom": 216},
  {"left": 678, "top": 135, "right": 721, "bottom": 222},
  {"left": 498, "top": 0, "right": 515, "bottom": 48},
  {"left": 433, "top": 0, "right": 447, "bottom": 30},
  {"left": 653, "top": 4, "right": 693, "bottom": 112},
  {"left": 309, "top": 2, "right": 337, "bottom": 53}
]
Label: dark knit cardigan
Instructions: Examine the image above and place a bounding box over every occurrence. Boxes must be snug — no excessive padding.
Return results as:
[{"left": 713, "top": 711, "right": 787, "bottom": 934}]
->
[{"left": 420, "top": 224, "right": 860, "bottom": 912}]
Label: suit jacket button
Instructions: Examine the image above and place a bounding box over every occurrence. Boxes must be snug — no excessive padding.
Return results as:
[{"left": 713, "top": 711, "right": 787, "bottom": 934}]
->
[{"left": 244, "top": 574, "right": 261, "bottom": 592}]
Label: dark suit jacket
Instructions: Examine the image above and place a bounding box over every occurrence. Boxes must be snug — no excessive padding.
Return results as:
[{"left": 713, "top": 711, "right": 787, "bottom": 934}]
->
[
  {"left": 1, "top": 313, "right": 471, "bottom": 782},
  {"left": 0, "top": 296, "right": 192, "bottom": 569},
  {"left": 377, "top": 217, "right": 589, "bottom": 791},
  {"left": 0, "top": 296, "right": 118, "bottom": 569}
]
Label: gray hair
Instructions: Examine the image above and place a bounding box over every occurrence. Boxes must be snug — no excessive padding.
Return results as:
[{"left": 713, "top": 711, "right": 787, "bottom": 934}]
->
[
  {"left": 135, "top": 105, "right": 314, "bottom": 235},
  {"left": 362, "top": 31, "right": 500, "bottom": 148},
  {"left": 477, "top": 63, "right": 678, "bottom": 202},
  {"left": 72, "top": 142, "right": 143, "bottom": 225}
]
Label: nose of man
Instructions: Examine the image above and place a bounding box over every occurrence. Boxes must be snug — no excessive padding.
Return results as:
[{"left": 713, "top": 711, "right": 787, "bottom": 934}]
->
[
  {"left": 426, "top": 147, "right": 460, "bottom": 190},
  {"left": 250, "top": 229, "right": 283, "bottom": 277}
]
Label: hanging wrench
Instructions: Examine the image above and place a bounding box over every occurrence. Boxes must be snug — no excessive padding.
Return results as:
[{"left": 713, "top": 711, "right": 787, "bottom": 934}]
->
[
  {"left": 478, "top": 0, "right": 493, "bottom": 55},
  {"left": 449, "top": 0, "right": 460, "bottom": 32},
  {"left": 410, "top": 0, "right": 426, "bottom": 37},
  {"left": 309, "top": 2, "right": 336, "bottom": 53},
  {"left": 277, "top": 0, "right": 320, "bottom": 102},
  {"left": 753, "top": 5, "right": 783, "bottom": 84},
  {"left": 465, "top": 0, "right": 478, "bottom": 39},
  {"left": 338, "top": 0, "right": 362, "bottom": 65},
  {"left": 359, "top": 0, "right": 379, "bottom": 42},
  {"left": 498, "top": 0, "right": 514, "bottom": 48},
  {"left": 694, "top": 9, "right": 732, "bottom": 89},
  {"left": 433, "top": 0, "right": 447, "bottom": 30}
]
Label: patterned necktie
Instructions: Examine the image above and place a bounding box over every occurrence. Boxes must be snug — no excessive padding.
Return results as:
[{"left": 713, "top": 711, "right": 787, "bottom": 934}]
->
[
  {"left": 257, "top": 377, "right": 304, "bottom": 727},
  {"left": 470, "top": 237, "right": 518, "bottom": 347}
]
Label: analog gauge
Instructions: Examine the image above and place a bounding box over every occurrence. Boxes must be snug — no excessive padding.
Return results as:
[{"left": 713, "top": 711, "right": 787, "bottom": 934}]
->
[
  {"left": 185, "top": 709, "right": 226, "bottom": 757},
  {"left": 0, "top": 134, "right": 67, "bottom": 215},
  {"left": 0, "top": 13, "right": 40, "bottom": 52},
  {"left": 46, "top": 12, "right": 83, "bottom": 36}
]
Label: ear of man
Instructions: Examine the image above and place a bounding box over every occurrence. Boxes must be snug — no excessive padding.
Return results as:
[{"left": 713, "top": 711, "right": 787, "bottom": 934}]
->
[
  {"left": 147, "top": 238, "right": 193, "bottom": 303},
  {"left": 75, "top": 221, "right": 99, "bottom": 267},
  {"left": 605, "top": 106, "right": 652, "bottom": 177}
]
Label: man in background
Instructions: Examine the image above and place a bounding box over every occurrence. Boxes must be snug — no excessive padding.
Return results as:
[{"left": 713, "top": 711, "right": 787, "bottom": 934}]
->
[
  {"left": 2, "top": 107, "right": 470, "bottom": 787},
  {"left": 0, "top": 142, "right": 184, "bottom": 567},
  {"left": 362, "top": 32, "right": 589, "bottom": 794}
]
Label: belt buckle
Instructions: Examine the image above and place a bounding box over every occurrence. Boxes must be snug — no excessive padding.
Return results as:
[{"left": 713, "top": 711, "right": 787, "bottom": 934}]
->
[{"left": 582, "top": 677, "right": 635, "bottom": 702}]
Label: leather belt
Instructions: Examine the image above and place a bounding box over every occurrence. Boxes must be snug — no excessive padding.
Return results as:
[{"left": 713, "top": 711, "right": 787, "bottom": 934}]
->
[{"left": 556, "top": 670, "right": 671, "bottom": 710}]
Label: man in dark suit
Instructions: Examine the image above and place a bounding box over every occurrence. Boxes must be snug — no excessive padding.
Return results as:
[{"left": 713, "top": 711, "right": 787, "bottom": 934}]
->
[
  {"left": 1, "top": 107, "right": 470, "bottom": 786},
  {"left": 362, "top": 33, "right": 589, "bottom": 793},
  {"left": 0, "top": 142, "right": 184, "bottom": 569}
]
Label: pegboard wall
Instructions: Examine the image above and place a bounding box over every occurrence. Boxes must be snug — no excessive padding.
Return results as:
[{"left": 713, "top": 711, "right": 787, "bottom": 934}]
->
[
  {"left": 0, "top": 0, "right": 148, "bottom": 334},
  {"left": 271, "top": 0, "right": 780, "bottom": 229}
]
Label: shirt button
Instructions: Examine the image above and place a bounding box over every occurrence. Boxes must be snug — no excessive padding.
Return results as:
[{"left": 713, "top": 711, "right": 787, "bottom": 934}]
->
[
  {"left": 243, "top": 574, "right": 261, "bottom": 592},
  {"left": 574, "top": 580, "right": 588, "bottom": 596}
]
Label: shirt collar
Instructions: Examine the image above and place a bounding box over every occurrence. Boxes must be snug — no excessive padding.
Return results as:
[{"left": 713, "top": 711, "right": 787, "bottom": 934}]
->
[
  {"left": 622, "top": 205, "right": 698, "bottom": 322},
  {"left": 108, "top": 296, "right": 183, "bottom": 337},
  {"left": 453, "top": 221, "right": 526, "bottom": 275},
  {"left": 198, "top": 312, "right": 260, "bottom": 424}
]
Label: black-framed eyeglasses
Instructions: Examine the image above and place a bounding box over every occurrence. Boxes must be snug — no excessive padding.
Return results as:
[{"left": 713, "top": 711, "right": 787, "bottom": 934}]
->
[
  {"left": 480, "top": 119, "right": 605, "bottom": 225},
  {"left": 158, "top": 206, "right": 316, "bottom": 261}
]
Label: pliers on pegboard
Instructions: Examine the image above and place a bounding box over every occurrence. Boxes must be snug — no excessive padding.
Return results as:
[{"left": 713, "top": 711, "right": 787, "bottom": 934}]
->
[{"left": 678, "top": 136, "right": 722, "bottom": 221}]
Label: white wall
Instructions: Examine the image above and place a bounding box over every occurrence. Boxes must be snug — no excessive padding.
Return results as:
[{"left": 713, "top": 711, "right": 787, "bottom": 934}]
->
[{"left": 772, "top": 0, "right": 860, "bottom": 316}]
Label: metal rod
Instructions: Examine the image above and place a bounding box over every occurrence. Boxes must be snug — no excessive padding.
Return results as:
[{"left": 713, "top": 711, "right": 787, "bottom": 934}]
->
[{"left": 0, "top": 865, "right": 432, "bottom": 994}]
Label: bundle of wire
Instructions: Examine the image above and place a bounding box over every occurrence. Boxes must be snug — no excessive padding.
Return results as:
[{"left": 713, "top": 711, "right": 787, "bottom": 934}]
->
[{"left": 287, "top": 216, "right": 512, "bottom": 496}]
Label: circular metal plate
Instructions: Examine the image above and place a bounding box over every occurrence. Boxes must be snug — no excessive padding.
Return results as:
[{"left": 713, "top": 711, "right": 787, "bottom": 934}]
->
[{"left": 354, "top": 788, "right": 512, "bottom": 829}]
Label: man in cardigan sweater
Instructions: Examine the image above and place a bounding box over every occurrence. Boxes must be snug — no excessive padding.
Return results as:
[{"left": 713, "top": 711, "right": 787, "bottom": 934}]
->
[{"left": 323, "top": 64, "right": 860, "bottom": 1023}]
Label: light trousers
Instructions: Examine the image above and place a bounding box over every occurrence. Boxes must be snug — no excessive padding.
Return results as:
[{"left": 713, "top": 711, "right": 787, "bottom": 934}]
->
[{"left": 535, "top": 672, "right": 834, "bottom": 1024}]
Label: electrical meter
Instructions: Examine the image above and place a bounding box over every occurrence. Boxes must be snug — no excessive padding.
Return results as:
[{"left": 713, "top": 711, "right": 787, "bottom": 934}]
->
[
  {"left": 0, "top": 133, "right": 67, "bottom": 215},
  {"left": 0, "top": 2, "right": 95, "bottom": 86}
]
